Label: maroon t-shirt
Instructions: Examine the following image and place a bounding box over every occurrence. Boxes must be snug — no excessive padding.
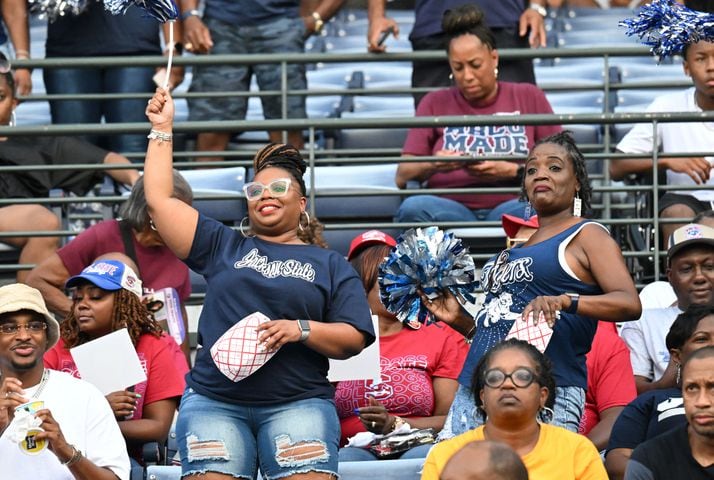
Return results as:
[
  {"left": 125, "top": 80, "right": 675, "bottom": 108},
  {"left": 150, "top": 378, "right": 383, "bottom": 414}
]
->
[
  {"left": 57, "top": 219, "right": 191, "bottom": 301},
  {"left": 402, "top": 82, "right": 562, "bottom": 210}
]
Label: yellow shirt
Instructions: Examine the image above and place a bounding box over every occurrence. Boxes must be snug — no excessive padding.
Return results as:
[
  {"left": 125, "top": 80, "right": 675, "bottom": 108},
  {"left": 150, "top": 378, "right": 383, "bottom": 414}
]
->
[{"left": 421, "top": 423, "right": 607, "bottom": 480}]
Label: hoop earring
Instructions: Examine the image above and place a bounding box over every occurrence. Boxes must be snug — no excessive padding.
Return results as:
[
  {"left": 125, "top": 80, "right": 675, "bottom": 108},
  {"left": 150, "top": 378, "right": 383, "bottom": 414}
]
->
[
  {"left": 449, "top": 72, "right": 454, "bottom": 81},
  {"left": 573, "top": 191, "right": 582, "bottom": 217},
  {"left": 240, "top": 216, "right": 254, "bottom": 238},
  {"left": 494, "top": 67, "right": 499, "bottom": 78},
  {"left": 299, "top": 210, "right": 310, "bottom": 232},
  {"left": 149, "top": 219, "right": 157, "bottom": 231},
  {"left": 538, "top": 406, "right": 555, "bottom": 424},
  {"left": 9, "top": 110, "right": 15, "bottom": 127}
]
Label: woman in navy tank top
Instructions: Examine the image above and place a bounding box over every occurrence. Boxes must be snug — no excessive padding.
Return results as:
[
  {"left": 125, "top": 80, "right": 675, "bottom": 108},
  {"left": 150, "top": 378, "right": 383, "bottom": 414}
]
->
[{"left": 424, "top": 131, "right": 642, "bottom": 438}]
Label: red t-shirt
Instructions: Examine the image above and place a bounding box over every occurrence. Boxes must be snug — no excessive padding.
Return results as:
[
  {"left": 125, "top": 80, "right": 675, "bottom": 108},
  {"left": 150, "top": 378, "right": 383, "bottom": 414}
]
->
[
  {"left": 580, "top": 322, "right": 637, "bottom": 435},
  {"left": 57, "top": 219, "right": 191, "bottom": 301},
  {"left": 402, "top": 83, "right": 561, "bottom": 210},
  {"left": 334, "top": 323, "right": 468, "bottom": 446}
]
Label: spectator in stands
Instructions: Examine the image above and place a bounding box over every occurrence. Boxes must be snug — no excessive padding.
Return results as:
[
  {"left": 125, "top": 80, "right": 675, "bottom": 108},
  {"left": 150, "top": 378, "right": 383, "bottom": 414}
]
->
[
  {"left": 334, "top": 230, "right": 468, "bottom": 461},
  {"left": 581, "top": 321, "right": 637, "bottom": 452},
  {"left": 395, "top": 5, "right": 561, "bottom": 225},
  {"left": 439, "top": 440, "right": 529, "bottom": 480},
  {"left": 0, "top": 57, "right": 139, "bottom": 282},
  {"left": 0, "top": 283, "right": 130, "bottom": 479},
  {"left": 43, "top": 258, "right": 187, "bottom": 467},
  {"left": 610, "top": 0, "right": 714, "bottom": 244},
  {"left": 180, "top": 0, "right": 344, "bottom": 160},
  {"left": 26, "top": 173, "right": 193, "bottom": 363},
  {"left": 144, "top": 88, "right": 375, "bottom": 479},
  {"left": 367, "top": 0, "right": 547, "bottom": 106},
  {"left": 421, "top": 339, "right": 606, "bottom": 479},
  {"left": 502, "top": 213, "right": 637, "bottom": 451},
  {"left": 624, "top": 344, "right": 714, "bottom": 479},
  {"left": 1, "top": 0, "right": 32, "bottom": 95},
  {"left": 422, "top": 131, "right": 640, "bottom": 438},
  {"left": 43, "top": 3, "right": 184, "bottom": 154},
  {"left": 620, "top": 223, "right": 714, "bottom": 394},
  {"left": 605, "top": 303, "right": 714, "bottom": 479}
]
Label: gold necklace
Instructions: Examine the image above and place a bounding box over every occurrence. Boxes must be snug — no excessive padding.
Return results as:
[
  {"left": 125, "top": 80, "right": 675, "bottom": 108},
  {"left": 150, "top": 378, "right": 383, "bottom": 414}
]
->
[{"left": 30, "top": 369, "right": 50, "bottom": 399}]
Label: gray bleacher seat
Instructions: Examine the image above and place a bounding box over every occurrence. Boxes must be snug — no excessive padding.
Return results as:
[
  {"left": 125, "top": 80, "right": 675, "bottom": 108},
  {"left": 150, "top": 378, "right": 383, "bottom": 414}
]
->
[
  {"left": 534, "top": 63, "right": 607, "bottom": 88},
  {"left": 546, "top": 91, "right": 604, "bottom": 110},
  {"left": 615, "top": 89, "right": 677, "bottom": 108},
  {"left": 338, "top": 111, "right": 410, "bottom": 152},
  {"left": 618, "top": 63, "right": 691, "bottom": 85},
  {"left": 352, "top": 96, "right": 415, "bottom": 114},
  {"left": 307, "top": 66, "right": 357, "bottom": 88},
  {"left": 304, "top": 163, "right": 402, "bottom": 255}
]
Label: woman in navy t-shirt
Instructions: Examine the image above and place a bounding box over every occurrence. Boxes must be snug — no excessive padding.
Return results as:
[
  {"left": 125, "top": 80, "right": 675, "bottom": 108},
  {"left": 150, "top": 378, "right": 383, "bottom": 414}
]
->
[{"left": 144, "top": 89, "right": 375, "bottom": 480}]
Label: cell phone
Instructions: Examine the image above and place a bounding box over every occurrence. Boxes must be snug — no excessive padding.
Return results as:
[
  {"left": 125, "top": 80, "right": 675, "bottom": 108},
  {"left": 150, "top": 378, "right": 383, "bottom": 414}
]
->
[{"left": 377, "top": 26, "right": 395, "bottom": 47}]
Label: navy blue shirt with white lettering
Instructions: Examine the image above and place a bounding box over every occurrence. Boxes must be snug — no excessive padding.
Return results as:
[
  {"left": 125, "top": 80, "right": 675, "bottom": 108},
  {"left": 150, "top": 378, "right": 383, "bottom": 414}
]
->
[
  {"left": 458, "top": 221, "right": 603, "bottom": 390},
  {"left": 607, "top": 388, "right": 685, "bottom": 453},
  {"left": 185, "top": 214, "right": 375, "bottom": 405}
]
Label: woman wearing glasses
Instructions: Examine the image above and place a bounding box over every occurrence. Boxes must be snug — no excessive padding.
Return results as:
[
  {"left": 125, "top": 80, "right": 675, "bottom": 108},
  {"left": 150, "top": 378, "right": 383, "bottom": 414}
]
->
[
  {"left": 421, "top": 338, "right": 607, "bottom": 479},
  {"left": 143, "top": 88, "right": 375, "bottom": 480},
  {"left": 424, "top": 132, "right": 640, "bottom": 438}
]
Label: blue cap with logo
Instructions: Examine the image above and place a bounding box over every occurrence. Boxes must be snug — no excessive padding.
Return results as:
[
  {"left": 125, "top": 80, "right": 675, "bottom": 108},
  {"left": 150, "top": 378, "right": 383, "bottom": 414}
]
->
[{"left": 65, "top": 260, "right": 143, "bottom": 298}]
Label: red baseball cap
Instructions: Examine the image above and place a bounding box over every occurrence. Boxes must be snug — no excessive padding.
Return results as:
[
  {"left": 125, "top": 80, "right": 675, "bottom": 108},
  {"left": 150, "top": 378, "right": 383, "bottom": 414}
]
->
[
  {"left": 347, "top": 230, "right": 397, "bottom": 260},
  {"left": 501, "top": 214, "right": 539, "bottom": 239}
]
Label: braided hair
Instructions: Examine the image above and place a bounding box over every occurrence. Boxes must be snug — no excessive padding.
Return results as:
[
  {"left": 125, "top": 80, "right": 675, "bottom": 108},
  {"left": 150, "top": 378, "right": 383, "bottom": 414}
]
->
[
  {"left": 251, "top": 143, "right": 327, "bottom": 247},
  {"left": 62, "top": 286, "right": 163, "bottom": 348},
  {"left": 519, "top": 131, "right": 593, "bottom": 217}
]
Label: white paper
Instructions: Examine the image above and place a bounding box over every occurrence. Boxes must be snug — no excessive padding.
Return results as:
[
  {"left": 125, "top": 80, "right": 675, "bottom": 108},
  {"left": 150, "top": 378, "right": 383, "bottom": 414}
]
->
[
  {"left": 70, "top": 328, "right": 147, "bottom": 395},
  {"left": 328, "top": 314, "right": 381, "bottom": 382}
]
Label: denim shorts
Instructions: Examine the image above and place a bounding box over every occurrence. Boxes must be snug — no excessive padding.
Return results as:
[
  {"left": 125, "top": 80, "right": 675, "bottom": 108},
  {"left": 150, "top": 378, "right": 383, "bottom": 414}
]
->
[
  {"left": 176, "top": 388, "right": 339, "bottom": 479},
  {"left": 188, "top": 16, "right": 307, "bottom": 122},
  {"left": 438, "top": 384, "right": 585, "bottom": 440}
]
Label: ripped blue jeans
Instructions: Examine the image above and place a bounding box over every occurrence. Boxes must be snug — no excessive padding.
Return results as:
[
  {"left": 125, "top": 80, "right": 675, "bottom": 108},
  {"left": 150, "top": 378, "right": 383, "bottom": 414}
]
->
[{"left": 176, "top": 388, "right": 339, "bottom": 479}]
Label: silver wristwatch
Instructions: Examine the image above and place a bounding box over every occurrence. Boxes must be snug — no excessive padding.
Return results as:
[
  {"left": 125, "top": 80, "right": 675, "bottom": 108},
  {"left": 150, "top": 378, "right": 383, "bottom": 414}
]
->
[{"left": 297, "top": 319, "right": 311, "bottom": 342}]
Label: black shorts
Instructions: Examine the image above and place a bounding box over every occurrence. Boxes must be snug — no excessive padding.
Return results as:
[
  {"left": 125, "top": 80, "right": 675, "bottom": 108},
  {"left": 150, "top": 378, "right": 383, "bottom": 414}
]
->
[{"left": 658, "top": 192, "right": 714, "bottom": 215}]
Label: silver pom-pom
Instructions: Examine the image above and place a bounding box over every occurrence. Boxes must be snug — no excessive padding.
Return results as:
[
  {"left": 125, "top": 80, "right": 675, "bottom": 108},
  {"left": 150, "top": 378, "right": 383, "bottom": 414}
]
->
[
  {"left": 620, "top": 0, "right": 714, "bottom": 59},
  {"left": 103, "top": 0, "right": 178, "bottom": 22},
  {"left": 29, "top": 0, "right": 90, "bottom": 22},
  {"left": 378, "top": 227, "right": 478, "bottom": 326}
]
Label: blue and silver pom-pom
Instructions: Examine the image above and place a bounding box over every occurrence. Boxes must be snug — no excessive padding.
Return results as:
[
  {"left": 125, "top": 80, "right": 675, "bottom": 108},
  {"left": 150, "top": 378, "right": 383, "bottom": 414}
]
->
[
  {"left": 103, "top": 0, "right": 178, "bottom": 22},
  {"left": 378, "top": 227, "right": 478, "bottom": 326},
  {"left": 29, "top": 0, "right": 90, "bottom": 22},
  {"left": 620, "top": 0, "right": 714, "bottom": 59}
]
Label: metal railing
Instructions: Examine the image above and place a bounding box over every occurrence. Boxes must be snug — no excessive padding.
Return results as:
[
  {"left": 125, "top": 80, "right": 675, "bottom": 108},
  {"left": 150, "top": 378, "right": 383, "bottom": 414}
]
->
[{"left": 2, "top": 45, "right": 709, "bottom": 291}]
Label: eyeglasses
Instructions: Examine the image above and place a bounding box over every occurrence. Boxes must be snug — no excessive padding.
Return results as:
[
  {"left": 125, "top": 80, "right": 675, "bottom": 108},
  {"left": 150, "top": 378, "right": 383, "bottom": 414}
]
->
[
  {"left": 484, "top": 367, "right": 536, "bottom": 389},
  {"left": 242, "top": 178, "right": 292, "bottom": 201},
  {"left": 0, "top": 321, "right": 47, "bottom": 335}
]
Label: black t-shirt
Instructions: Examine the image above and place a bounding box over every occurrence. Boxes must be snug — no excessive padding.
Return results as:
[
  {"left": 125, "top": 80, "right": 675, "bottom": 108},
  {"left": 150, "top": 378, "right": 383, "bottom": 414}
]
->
[
  {"left": 627, "top": 425, "right": 714, "bottom": 479},
  {"left": 0, "top": 136, "right": 108, "bottom": 198},
  {"left": 46, "top": 1, "right": 161, "bottom": 57}
]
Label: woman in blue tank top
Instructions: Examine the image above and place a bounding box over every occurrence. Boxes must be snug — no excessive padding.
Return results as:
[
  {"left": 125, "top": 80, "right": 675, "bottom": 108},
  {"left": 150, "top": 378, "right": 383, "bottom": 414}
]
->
[{"left": 425, "top": 131, "right": 642, "bottom": 438}]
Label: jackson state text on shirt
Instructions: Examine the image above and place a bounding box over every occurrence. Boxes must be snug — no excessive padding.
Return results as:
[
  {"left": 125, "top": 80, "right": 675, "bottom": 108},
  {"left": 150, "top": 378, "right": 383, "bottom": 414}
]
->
[
  {"left": 443, "top": 124, "right": 528, "bottom": 155},
  {"left": 234, "top": 248, "right": 316, "bottom": 282}
]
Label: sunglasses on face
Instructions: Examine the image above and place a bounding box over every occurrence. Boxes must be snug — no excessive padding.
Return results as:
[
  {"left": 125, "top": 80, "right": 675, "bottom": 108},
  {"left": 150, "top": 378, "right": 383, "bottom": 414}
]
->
[
  {"left": 484, "top": 367, "right": 537, "bottom": 389},
  {"left": 242, "top": 178, "right": 292, "bottom": 201},
  {"left": 0, "top": 321, "right": 47, "bottom": 335}
]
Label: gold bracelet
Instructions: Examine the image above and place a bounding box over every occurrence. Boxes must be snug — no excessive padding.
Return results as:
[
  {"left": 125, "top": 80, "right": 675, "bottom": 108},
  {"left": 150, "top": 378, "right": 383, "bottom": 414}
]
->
[{"left": 61, "top": 444, "right": 83, "bottom": 467}]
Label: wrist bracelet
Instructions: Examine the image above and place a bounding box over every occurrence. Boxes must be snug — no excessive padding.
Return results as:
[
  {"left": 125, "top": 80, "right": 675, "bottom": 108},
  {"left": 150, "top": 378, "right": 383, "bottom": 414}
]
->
[
  {"left": 61, "top": 444, "right": 83, "bottom": 467},
  {"left": 147, "top": 129, "right": 173, "bottom": 144},
  {"left": 464, "top": 324, "right": 477, "bottom": 344},
  {"left": 14, "top": 49, "right": 30, "bottom": 59}
]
